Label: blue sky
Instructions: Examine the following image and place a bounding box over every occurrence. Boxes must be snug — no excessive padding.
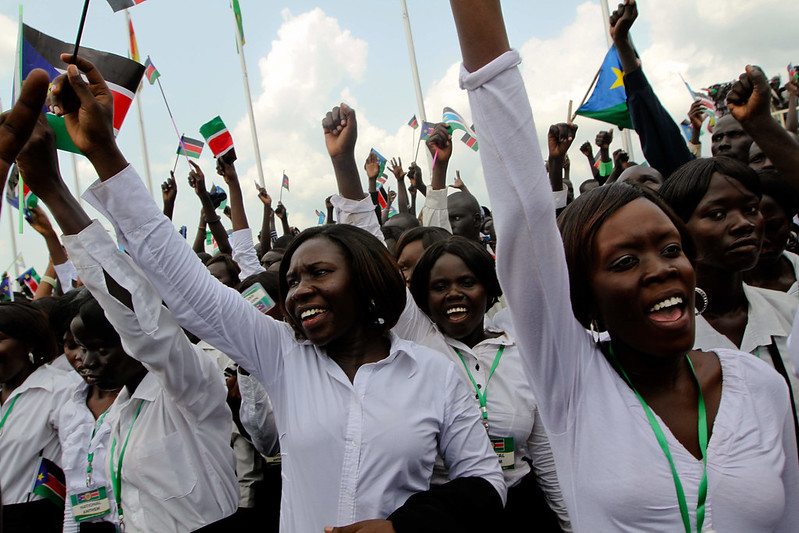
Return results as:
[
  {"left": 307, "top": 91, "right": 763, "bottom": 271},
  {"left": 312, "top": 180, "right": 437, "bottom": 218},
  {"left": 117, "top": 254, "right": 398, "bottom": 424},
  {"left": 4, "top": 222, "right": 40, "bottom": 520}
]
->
[{"left": 1, "top": 0, "right": 797, "bottom": 277}]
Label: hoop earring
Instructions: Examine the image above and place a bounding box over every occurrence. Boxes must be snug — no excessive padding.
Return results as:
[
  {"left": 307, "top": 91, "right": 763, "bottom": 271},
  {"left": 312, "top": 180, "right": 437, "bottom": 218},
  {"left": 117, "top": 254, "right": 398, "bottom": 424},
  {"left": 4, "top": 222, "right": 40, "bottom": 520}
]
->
[
  {"left": 28, "top": 352, "right": 36, "bottom": 365},
  {"left": 695, "top": 287, "right": 708, "bottom": 315}
]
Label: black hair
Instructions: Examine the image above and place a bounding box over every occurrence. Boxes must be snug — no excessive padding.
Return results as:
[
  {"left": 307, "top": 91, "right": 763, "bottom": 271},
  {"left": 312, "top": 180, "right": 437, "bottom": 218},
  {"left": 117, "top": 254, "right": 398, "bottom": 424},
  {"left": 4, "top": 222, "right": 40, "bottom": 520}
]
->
[
  {"left": 76, "top": 292, "right": 122, "bottom": 347},
  {"left": 659, "top": 157, "right": 761, "bottom": 223},
  {"left": 0, "top": 301, "right": 58, "bottom": 367},
  {"left": 409, "top": 236, "right": 502, "bottom": 316},
  {"left": 204, "top": 253, "right": 241, "bottom": 288},
  {"left": 278, "top": 224, "right": 406, "bottom": 339},
  {"left": 49, "top": 288, "right": 93, "bottom": 349},
  {"left": 394, "top": 226, "right": 451, "bottom": 260},
  {"left": 557, "top": 183, "right": 695, "bottom": 329},
  {"left": 757, "top": 169, "right": 799, "bottom": 219}
]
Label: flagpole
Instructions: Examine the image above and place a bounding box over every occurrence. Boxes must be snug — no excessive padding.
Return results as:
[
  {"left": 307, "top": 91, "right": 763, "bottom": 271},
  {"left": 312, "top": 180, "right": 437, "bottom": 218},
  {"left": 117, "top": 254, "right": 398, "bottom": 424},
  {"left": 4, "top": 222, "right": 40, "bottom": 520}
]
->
[
  {"left": 231, "top": 3, "right": 265, "bottom": 189},
  {"left": 400, "top": 0, "right": 432, "bottom": 167},
  {"left": 598, "top": 0, "right": 633, "bottom": 159},
  {"left": 125, "top": 11, "right": 153, "bottom": 197},
  {"left": 571, "top": 66, "right": 601, "bottom": 122},
  {"left": 279, "top": 170, "right": 284, "bottom": 203},
  {"left": 155, "top": 77, "right": 191, "bottom": 168},
  {"left": 71, "top": 0, "right": 91, "bottom": 61},
  {"left": 6, "top": 207, "right": 20, "bottom": 278},
  {"left": 71, "top": 153, "right": 82, "bottom": 207}
]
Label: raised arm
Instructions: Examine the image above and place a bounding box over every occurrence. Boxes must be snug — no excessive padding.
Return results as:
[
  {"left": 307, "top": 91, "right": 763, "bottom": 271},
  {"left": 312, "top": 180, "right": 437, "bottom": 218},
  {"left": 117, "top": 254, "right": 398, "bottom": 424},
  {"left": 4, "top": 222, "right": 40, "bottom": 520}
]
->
[
  {"left": 189, "top": 161, "right": 232, "bottom": 255},
  {"left": 388, "top": 158, "right": 410, "bottom": 214},
  {"left": 161, "top": 172, "right": 177, "bottom": 220},
  {"left": 218, "top": 159, "right": 264, "bottom": 279},
  {"left": 420, "top": 123, "right": 454, "bottom": 231},
  {"left": 786, "top": 75, "right": 798, "bottom": 134},
  {"left": 45, "top": 53, "right": 291, "bottom": 388},
  {"left": 727, "top": 65, "right": 799, "bottom": 189}
]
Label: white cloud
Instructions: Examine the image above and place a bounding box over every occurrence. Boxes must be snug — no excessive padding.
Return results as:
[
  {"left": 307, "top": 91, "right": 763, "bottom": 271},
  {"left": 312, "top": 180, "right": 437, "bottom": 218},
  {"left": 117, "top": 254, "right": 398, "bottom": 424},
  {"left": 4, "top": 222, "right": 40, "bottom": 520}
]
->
[{"left": 0, "top": 14, "right": 17, "bottom": 80}]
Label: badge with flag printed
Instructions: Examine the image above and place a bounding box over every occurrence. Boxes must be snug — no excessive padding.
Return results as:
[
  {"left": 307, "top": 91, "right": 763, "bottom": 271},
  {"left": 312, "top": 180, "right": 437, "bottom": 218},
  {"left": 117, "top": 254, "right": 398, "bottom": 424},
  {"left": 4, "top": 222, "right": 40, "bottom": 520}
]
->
[{"left": 19, "top": 24, "right": 145, "bottom": 154}]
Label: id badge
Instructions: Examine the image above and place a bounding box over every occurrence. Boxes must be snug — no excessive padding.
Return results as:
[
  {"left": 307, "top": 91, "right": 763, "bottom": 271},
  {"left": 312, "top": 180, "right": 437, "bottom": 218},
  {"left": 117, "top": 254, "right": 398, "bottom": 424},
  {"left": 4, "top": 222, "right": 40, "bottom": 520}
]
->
[
  {"left": 489, "top": 436, "right": 515, "bottom": 470},
  {"left": 71, "top": 486, "right": 111, "bottom": 522}
]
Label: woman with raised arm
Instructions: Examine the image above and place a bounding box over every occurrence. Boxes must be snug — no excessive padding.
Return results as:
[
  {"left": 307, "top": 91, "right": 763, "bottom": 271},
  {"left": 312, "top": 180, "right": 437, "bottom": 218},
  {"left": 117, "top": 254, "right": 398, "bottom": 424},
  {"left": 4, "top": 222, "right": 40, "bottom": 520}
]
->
[
  {"left": 450, "top": 0, "right": 798, "bottom": 531},
  {"left": 41, "top": 50, "right": 504, "bottom": 533}
]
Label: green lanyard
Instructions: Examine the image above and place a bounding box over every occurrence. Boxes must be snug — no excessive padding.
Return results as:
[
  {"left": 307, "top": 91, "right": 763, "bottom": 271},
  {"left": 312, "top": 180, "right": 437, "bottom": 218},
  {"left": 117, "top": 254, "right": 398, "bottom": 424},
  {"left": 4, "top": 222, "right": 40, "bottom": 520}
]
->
[
  {"left": 86, "top": 410, "right": 109, "bottom": 488},
  {"left": 109, "top": 400, "right": 144, "bottom": 531},
  {"left": 609, "top": 345, "right": 708, "bottom": 533},
  {"left": 454, "top": 345, "right": 505, "bottom": 431},
  {"left": 0, "top": 395, "right": 20, "bottom": 436}
]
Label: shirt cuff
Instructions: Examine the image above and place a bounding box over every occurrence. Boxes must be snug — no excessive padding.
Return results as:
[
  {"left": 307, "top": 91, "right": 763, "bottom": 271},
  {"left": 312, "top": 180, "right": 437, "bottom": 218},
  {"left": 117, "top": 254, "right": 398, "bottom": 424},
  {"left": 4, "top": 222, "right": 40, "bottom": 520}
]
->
[
  {"left": 459, "top": 50, "right": 522, "bottom": 91},
  {"left": 423, "top": 188, "right": 448, "bottom": 209},
  {"left": 552, "top": 189, "right": 568, "bottom": 209},
  {"left": 53, "top": 260, "right": 78, "bottom": 291}
]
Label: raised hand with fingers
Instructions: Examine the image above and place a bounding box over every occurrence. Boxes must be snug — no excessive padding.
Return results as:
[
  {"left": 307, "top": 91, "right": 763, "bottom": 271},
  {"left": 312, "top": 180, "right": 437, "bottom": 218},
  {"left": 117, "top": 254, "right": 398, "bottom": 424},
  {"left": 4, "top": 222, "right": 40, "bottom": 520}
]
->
[
  {"left": 256, "top": 185, "right": 272, "bottom": 210},
  {"left": 609, "top": 0, "right": 637, "bottom": 42},
  {"left": 688, "top": 100, "right": 706, "bottom": 131},
  {"left": 188, "top": 161, "right": 208, "bottom": 198},
  {"left": 579, "top": 141, "right": 593, "bottom": 157},
  {"left": 595, "top": 129, "right": 613, "bottom": 150},
  {"left": 0, "top": 69, "right": 49, "bottom": 205},
  {"left": 364, "top": 151, "right": 380, "bottom": 181},
  {"left": 47, "top": 54, "right": 127, "bottom": 179},
  {"left": 388, "top": 158, "right": 405, "bottom": 181},
  {"left": 425, "top": 123, "right": 453, "bottom": 164}
]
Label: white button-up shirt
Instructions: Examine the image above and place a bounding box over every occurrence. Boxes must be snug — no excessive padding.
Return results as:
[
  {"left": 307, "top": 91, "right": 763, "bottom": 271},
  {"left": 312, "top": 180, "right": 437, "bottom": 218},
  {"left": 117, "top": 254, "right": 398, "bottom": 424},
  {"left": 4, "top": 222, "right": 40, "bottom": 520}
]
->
[
  {"left": 82, "top": 165, "right": 505, "bottom": 533},
  {"left": 63, "top": 221, "right": 239, "bottom": 533},
  {"left": 0, "top": 364, "right": 72, "bottom": 505},
  {"left": 58, "top": 380, "right": 117, "bottom": 532}
]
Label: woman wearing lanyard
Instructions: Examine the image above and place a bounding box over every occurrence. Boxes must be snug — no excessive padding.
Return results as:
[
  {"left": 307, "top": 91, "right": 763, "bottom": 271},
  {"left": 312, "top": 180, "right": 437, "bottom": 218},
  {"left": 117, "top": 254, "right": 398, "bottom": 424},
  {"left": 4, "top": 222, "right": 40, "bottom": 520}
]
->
[
  {"left": 409, "top": 236, "right": 570, "bottom": 530},
  {"left": 0, "top": 301, "right": 72, "bottom": 532},
  {"left": 449, "top": 0, "right": 799, "bottom": 531}
]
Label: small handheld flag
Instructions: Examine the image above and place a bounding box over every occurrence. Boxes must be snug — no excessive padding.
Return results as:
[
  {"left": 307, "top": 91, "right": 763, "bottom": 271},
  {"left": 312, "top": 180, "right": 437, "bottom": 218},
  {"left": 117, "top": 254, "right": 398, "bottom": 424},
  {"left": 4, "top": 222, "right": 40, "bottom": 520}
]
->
[
  {"left": 442, "top": 107, "right": 479, "bottom": 151},
  {"left": 282, "top": 173, "right": 290, "bottom": 192},
  {"left": 377, "top": 188, "right": 388, "bottom": 210},
  {"left": 419, "top": 122, "right": 436, "bottom": 141},
  {"left": 200, "top": 116, "right": 236, "bottom": 163},
  {"left": 17, "top": 267, "right": 40, "bottom": 294},
  {"left": 176, "top": 136, "right": 204, "bottom": 159},
  {"left": 144, "top": 56, "right": 160, "bottom": 85},
  {"left": 575, "top": 45, "right": 632, "bottom": 129},
  {"left": 32, "top": 458, "right": 66, "bottom": 507},
  {"left": 106, "top": 0, "right": 147, "bottom": 13},
  {"left": 0, "top": 274, "right": 13, "bottom": 302},
  {"left": 5, "top": 166, "right": 38, "bottom": 215},
  {"left": 210, "top": 184, "right": 228, "bottom": 210},
  {"left": 370, "top": 148, "right": 388, "bottom": 178},
  {"left": 407, "top": 115, "right": 419, "bottom": 129},
  {"left": 679, "top": 119, "right": 693, "bottom": 143},
  {"left": 315, "top": 209, "right": 326, "bottom": 224}
]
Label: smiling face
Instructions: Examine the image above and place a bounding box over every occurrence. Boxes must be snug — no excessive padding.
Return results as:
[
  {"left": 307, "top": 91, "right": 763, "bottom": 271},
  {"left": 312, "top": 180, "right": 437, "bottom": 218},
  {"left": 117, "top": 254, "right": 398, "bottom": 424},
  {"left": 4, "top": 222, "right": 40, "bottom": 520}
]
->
[
  {"left": 426, "top": 253, "right": 488, "bottom": 346},
  {"left": 70, "top": 315, "right": 142, "bottom": 391},
  {"left": 284, "top": 237, "right": 363, "bottom": 347},
  {"left": 589, "top": 198, "right": 696, "bottom": 357},
  {"left": 685, "top": 173, "right": 764, "bottom": 273}
]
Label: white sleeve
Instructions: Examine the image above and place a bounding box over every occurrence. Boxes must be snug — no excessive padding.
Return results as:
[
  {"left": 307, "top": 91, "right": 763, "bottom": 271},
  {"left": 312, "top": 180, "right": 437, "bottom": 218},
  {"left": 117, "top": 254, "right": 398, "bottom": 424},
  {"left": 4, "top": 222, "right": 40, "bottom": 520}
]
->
[
  {"left": 527, "top": 406, "right": 572, "bottom": 531},
  {"left": 330, "top": 194, "right": 383, "bottom": 242},
  {"left": 420, "top": 188, "right": 452, "bottom": 231},
  {"left": 63, "top": 220, "right": 228, "bottom": 420},
  {"left": 237, "top": 370, "right": 279, "bottom": 457},
  {"left": 231, "top": 228, "right": 265, "bottom": 280},
  {"left": 460, "top": 50, "right": 594, "bottom": 436},
  {"left": 81, "top": 166, "right": 293, "bottom": 392},
  {"left": 53, "top": 259, "right": 79, "bottom": 291}
]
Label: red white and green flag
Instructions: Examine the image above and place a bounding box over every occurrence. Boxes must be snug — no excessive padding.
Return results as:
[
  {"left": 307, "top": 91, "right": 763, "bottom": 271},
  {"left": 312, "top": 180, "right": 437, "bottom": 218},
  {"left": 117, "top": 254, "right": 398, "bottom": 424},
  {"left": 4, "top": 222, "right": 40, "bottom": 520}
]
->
[
  {"left": 176, "top": 136, "right": 204, "bottom": 158},
  {"left": 144, "top": 56, "right": 160, "bottom": 85},
  {"left": 282, "top": 173, "right": 290, "bottom": 191},
  {"left": 199, "top": 116, "right": 236, "bottom": 162},
  {"left": 106, "top": 0, "right": 148, "bottom": 13},
  {"left": 17, "top": 267, "right": 40, "bottom": 294},
  {"left": 407, "top": 115, "right": 418, "bottom": 129},
  {"left": 32, "top": 458, "right": 66, "bottom": 507},
  {"left": 19, "top": 24, "right": 145, "bottom": 154}
]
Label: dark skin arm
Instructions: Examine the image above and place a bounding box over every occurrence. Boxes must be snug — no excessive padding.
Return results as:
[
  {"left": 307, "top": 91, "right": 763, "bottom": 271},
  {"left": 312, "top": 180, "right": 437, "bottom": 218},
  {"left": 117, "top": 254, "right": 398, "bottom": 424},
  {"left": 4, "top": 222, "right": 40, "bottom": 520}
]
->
[
  {"left": 785, "top": 74, "right": 798, "bottom": 134},
  {"left": 188, "top": 161, "right": 232, "bottom": 255},
  {"left": 547, "top": 123, "right": 578, "bottom": 192},
  {"left": 407, "top": 162, "right": 426, "bottom": 197},
  {"left": 274, "top": 202, "right": 291, "bottom": 236},
  {"left": 387, "top": 157, "right": 410, "bottom": 214},
  {"left": 0, "top": 69, "right": 49, "bottom": 219},
  {"left": 727, "top": 65, "right": 799, "bottom": 190},
  {"left": 688, "top": 100, "right": 704, "bottom": 145},
  {"left": 450, "top": 0, "right": 510, "bottom": 73},
  {"left": 595, "top": 130, "right": 613, "bottom": 164},
  {"left": 161, "top": 172, "right": 177, "bottom": 220},
  {"left": 192, "top": 211, "right": 207, "bottom": 254},
  {"left": 217, "top": 158, "right": 249, "bottom": 232},
  {"left": 323, "top": 103, "right": 366, "bottom": 201},
  {"left": 364, "top": 153, "right": 383, "bottom": 225},
  {"left": 609, "top": 0, "right": 640, "bottom": 75},
  {"left": 450, "top": 170, "right": 471, "bottom": 195},
  {"left": 579, "top": 141, "right": 601, "bottom": 180},
  {"left": 325, "top": 195, "right": 335, "bottom": 224},
  {"left": 256, "top": 185, "right": 273, "bottom": 253},
  {"left": 426, "top": 123, "right": 453, "bottom": 191},
  {"left": 33, "top": 259, "right": 57, "bottom": 300}
]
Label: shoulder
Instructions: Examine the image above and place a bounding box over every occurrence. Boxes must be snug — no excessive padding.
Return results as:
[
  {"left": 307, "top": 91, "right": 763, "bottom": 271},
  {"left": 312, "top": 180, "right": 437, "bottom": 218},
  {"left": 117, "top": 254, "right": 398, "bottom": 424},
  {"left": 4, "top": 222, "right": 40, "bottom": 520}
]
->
[
  {"left": 745, "top": 284, "right": 798, "bottom": 323},
  {"left": 712, "top": 348, "right": 791, "bottom": 402}
]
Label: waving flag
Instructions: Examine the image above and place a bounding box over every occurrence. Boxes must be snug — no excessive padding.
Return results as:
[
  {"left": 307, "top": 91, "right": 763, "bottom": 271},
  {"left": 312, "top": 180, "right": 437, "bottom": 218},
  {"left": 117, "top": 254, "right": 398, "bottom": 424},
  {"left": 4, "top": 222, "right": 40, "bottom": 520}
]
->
[
  {"left": 370, "top": 148, "right": 388, "bottom": 178},
  {"left": 315, "top": 209, "right": 325, "bottom": 225},
  {"left": 407, "top": 115, "right": 418, "bottom": 129},
  {"left": 443, "top": 107, "right": 479, "bottom": 151},
  {"left": 176, "top": 136, "right": 203, "bottom": 158},
  {"left": 20, "top": 24, "right": 145, "bottom": 154},
  {"left": 575, "top": 45, "right": 632, "bottom": 129},
  {"left": 200, "top": 116, "right": 236, "bottom": 162},
  {"left": 106, "top": 0, "right": 147, "bottom": 13},
  {"left": 32, "top": 458, "right": 66, "bottom": 507},
  {"left": 144, "top": 56, "right": 160, "bottom": 85},
  {"left": 5, "top": 165, "right": 38, "bottom": 215},
  {"left": 282, "top": 173, "right": 290, "bottom": 191},
  {"left": 0, "top": 274, "right": 13, "bottom": 302},
  {"left": 128, "top": 17, "right": 140, "bottom": 63},
  {"left": 232, "top": 0, "right": 245, "bottom": 45},
  {"left": 17, "top": 267, "right": 40, "bottom": 294},
  {"left": 419, "top": 122, "right": 435, "bottom": 141}
]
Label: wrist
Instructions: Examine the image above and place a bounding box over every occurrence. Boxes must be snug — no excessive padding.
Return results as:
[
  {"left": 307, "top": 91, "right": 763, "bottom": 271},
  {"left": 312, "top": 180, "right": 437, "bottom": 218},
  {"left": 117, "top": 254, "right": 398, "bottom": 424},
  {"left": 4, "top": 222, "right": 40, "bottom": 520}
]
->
[{"left": 87, "top": 145, "right": 128, "bottom": 181}]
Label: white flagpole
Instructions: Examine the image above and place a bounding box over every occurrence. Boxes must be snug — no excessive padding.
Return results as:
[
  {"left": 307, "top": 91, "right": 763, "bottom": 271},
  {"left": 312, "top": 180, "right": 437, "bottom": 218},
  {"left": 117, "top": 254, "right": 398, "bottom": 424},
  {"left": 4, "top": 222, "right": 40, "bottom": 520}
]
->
[
  {"left": 599, "top": 0, "right": 634, "bottom": 159},
  {"left": 71, "top": 154, "right": 83, "bottom": 207},
  {"left": 6, "top": 208, "right": 21, "bottom": 278},
  {"left": 125, "top": 11, "right": 154, "bottom": 196},
  {"left": 400, "top": 0, "right": 432, "bottom": 167},
  {"left": 231, "top": 4, "right": 265, "bottom": 189}
]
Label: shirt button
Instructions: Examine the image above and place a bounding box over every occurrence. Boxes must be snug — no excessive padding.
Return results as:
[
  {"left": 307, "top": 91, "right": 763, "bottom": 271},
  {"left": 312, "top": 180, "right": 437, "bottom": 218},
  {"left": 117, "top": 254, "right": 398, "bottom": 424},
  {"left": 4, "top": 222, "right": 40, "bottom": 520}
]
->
[
  {"left": 475, "top": 363, "right": 480, "bottom": 370},
  {"left": 477, "top": 383, "right": 482, "bottom": 389},
  {"left": 351, "top": 440, "right": 358, "bottom": 447}
]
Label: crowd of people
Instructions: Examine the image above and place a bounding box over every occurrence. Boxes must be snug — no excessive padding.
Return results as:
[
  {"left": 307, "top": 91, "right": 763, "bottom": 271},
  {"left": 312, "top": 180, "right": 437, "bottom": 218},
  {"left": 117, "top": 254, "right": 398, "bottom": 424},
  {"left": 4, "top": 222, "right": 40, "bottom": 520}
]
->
[{"left": 1, "top": 0, "right": 798, "bottom": 531}]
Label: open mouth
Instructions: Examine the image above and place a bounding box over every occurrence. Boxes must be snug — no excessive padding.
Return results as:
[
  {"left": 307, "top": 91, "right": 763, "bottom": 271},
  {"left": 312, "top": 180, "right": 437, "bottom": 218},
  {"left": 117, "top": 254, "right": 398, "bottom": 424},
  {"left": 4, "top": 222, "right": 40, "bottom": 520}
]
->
[
  {"left": 648, "top": 296, "right": 685, "bottom": 323},
  {"left": 299, "top": 307, "right": 327, "bottom": 324},
  {"left": 445, "top": 306, "right": 469, "bottom": 321}
]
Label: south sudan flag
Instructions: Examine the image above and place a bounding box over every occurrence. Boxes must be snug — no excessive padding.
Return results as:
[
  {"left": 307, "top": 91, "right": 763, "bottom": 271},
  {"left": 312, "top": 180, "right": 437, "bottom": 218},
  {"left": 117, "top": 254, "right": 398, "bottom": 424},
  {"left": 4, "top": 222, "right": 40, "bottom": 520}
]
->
[
  {"left": 32, "top": 458, "right": 66, "bottom": 508},
  {"left": 20, "top": 24, "right": 145, "bottom": 154}
]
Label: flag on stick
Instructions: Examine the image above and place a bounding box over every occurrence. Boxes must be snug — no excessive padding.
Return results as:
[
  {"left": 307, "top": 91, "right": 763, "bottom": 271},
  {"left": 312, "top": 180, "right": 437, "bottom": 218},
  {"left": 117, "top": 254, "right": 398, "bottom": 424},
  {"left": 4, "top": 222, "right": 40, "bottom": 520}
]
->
[
  {"left": 5, "top": 165, "right": 38, "bottom": 215},
  {"left": 176, "top": 136, "right": 204, "bottom": 158},
  {"left": 407, "top": 115, "right": 418, "bottom": 129},
  {"left": 377, "top": 188, "right": 388, "bottom": 210},
  {"left": 231, "top": 0, "right": 245, "bottom": 46},
  {"left": 315, "top": 209, "right": 325, "bottom": 224},
  {"left": 575, "top": 45, "right": 633, "bottom": 129},
  {"left": 419, "top": 122, "right": 435, "bottom": 141},
  {"left": 20, "top": 24, "right": 145, "bottom": 154},
  {"left": 679, "top": 120, "right": 693, "bottom": 143},
  {"left": 17, "top": 267, "right": 40, "bottom": 294},
  {"left": 127, "top": 17, "right": 140, "bottom": 63},
  {"left": 106, "top": 0, "right": 147, "bottom": 13},
  {"left": 282, "top": 173, "right": 290, "bottom": 191},
  {"left": 200, "top": 116, "right": 236, "bottom": 163},
  {"left": 461, "top": 131, "right": 478, "bottom": 151},
  {"left": 370, "top": 148, "right": 388, "bottom": 178},
  {"left": 0, "top": 274, "right": 13, "bottom": 302},
  {"left": 144, "top": 56, "right": 160, "bottom": 85},
  {"left": 32, "top": 458, "right": 66, "bottom": 507}
]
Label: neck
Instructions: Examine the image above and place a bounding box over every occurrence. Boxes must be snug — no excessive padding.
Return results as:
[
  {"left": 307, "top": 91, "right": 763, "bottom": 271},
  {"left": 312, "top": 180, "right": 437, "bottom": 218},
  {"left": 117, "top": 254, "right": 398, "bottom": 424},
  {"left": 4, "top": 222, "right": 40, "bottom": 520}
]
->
[
  {"left": 124, "top": 368, "right": 148, "bottom": 396},
  {"left": 744, "top": 254, "right": 791, "bottom": 284},
  {"left": 1, "top": 364, "right": 35, "bottom": 403},
  {"left": 326, "top": 329, "right": 390, "bottom": 382},
  {"left": 695, "top": 264, "right": 747, "bottom": 316},
  {"left": 457, "top": 319, "right": 502, "bottom": 349},
  {"left": 608, "top": 339, "right": 689, "bottom": 397}
]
